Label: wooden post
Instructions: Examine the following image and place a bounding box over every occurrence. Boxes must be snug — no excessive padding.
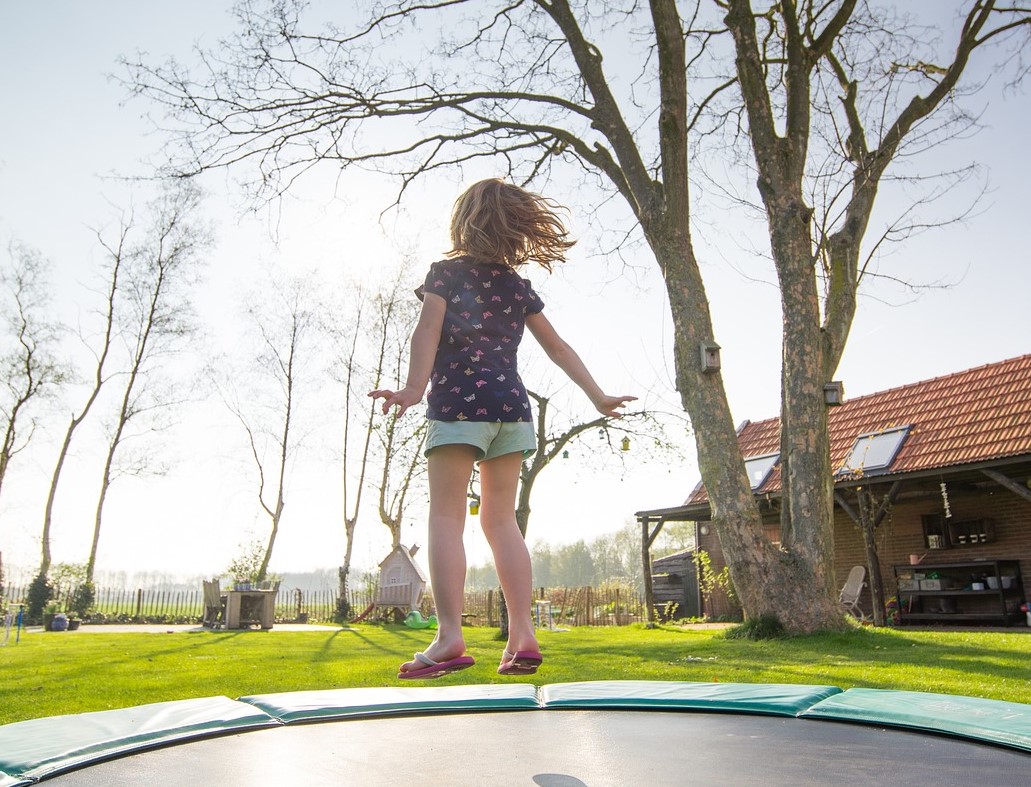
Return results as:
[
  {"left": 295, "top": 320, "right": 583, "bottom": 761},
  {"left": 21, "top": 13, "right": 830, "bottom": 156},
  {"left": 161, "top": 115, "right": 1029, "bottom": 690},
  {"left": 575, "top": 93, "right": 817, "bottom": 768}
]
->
[{"left": 641, "top": 516, "right": 666, "bottom": 624}]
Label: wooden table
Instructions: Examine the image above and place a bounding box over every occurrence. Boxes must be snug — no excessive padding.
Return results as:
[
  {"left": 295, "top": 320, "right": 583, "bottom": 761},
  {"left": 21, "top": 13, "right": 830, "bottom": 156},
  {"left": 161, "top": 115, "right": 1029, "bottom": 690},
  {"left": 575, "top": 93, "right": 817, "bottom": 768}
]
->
[{"left": 224, "top": 589, "right": 277, "bottom": 629}]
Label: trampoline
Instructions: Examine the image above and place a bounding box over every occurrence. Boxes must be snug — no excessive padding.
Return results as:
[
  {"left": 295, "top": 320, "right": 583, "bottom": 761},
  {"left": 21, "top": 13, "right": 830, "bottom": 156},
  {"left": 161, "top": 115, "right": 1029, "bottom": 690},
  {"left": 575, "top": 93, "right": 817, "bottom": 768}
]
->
[{"left": 1, "top": 680, "right": 1029, "bottom": 785}]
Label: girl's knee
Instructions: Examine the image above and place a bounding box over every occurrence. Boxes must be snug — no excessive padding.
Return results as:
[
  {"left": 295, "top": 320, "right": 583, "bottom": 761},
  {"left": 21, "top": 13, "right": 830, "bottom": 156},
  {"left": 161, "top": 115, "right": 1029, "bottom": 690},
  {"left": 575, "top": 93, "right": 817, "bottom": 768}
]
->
[
  {"left": 480, "top": 517, "right": 526, "bottom": 547},
  {"left": 428, "top": 513, "right": 467, "bottom": 537},
  {"left": 478, "top": 510, "right": 514, "bottom": 529}
]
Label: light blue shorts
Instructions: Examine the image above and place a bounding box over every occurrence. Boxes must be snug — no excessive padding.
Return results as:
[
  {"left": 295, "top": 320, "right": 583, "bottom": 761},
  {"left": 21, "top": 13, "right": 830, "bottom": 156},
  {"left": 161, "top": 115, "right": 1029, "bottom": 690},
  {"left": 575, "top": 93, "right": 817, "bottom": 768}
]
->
[{"left": 425, "top": 420, "right": 537, "bottom": 461}]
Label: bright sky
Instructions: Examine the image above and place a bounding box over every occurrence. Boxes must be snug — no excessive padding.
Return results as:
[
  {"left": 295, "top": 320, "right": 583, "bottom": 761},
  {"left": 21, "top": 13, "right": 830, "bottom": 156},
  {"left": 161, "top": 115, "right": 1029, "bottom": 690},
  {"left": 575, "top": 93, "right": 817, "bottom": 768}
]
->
[{"left": 1, "top": 3, "right": 1029, "bottom": 586}]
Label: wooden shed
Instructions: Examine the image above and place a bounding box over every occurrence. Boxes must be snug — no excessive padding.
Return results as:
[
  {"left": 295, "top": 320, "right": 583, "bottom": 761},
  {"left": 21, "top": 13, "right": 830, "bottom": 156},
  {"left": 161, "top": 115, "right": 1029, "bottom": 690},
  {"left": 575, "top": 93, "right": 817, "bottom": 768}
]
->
[
  {"left": 375, "top": 544, "right": 429, "bottom": 615},
  {"left": 651, "top": 549, "right": 701, "bottom": 620}
]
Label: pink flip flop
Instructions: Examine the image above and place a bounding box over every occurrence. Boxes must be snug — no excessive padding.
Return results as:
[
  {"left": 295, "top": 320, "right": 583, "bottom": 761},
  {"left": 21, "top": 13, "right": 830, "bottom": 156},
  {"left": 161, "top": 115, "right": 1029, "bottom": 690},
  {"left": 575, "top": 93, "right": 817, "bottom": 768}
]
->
[
  {"left": 497, "top": 649, "right": 543, "bottom": 676},
  {"left": 398, "top": 651, "right": 475, "bottom": 680}
]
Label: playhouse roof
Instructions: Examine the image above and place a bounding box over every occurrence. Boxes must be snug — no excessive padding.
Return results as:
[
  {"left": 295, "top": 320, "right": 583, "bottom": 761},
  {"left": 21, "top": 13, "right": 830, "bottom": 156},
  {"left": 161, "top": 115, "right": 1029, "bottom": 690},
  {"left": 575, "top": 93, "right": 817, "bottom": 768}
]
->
[{"left": 379, "top": 544, "right": 429, "bottom": 582}]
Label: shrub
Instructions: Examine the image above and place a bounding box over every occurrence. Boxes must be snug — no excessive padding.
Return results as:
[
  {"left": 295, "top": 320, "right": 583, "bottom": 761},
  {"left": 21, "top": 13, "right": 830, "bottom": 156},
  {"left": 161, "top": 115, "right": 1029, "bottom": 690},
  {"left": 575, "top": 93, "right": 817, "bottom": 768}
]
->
[
  {"left": 26, "top": 572, "right": 54, "bottom": 625},
  {"left": 70, "top": 582, "right": 96, "bottom": 618},
  {"left": 724, "top": 613, "right": 786, "bottom": 640},
  {"left": 657, "top": 600, "right": 680, "bottom": 622},
  {"left": 692, "top": 549, "right": 737, "bottom": 609}
]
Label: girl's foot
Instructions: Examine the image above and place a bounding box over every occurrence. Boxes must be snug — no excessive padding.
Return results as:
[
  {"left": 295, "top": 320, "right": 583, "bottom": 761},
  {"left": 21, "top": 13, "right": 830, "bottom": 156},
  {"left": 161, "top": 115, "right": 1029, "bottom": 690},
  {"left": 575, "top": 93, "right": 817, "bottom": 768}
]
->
[
  {"left": 398, "top": 651, "right": 475, "bottom": 680},
  {"left": 398, "top": 636, "right": 467, "bottom": 676},
  {"left": 497, "top": 648, "right": 543, "bottom": 675}
]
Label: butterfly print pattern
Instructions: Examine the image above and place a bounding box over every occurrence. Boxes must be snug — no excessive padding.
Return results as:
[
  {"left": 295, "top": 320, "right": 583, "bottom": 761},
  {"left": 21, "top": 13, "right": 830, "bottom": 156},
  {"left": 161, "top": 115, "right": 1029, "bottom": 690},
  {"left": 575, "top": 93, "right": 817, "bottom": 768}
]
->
[{"left": 416, "top": 258, "right": 544, "bottom": 422}]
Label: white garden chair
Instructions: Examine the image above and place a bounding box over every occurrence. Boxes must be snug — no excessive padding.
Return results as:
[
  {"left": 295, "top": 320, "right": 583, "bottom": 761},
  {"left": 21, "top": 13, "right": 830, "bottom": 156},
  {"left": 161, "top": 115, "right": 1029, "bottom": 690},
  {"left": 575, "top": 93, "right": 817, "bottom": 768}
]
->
[{"left": 838, "top": 565, "right": 867, "bottom": 619}]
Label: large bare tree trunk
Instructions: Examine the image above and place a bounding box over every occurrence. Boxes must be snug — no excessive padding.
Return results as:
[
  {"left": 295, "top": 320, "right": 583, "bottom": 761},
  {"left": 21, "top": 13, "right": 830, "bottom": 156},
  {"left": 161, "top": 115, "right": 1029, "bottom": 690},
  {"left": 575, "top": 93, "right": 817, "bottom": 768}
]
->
[
  {"left": 722, "top": 0, "right": 852, "bottom": 628},
  {"left": 774, "top": 236, "right": 839, "bottom": 623},
  {"left": 653, "top": 237, "right": 833, "bottom": 626},
  {"left": 647, "top": 0, "right": 842, "bottom": 630}
]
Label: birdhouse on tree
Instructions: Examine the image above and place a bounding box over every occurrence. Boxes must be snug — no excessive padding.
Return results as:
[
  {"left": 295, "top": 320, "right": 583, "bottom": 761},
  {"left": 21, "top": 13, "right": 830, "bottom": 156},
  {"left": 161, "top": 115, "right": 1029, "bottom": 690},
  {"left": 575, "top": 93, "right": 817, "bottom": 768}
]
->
[{"left": 375, "top": 544, "right": 428, "bottom": 615}]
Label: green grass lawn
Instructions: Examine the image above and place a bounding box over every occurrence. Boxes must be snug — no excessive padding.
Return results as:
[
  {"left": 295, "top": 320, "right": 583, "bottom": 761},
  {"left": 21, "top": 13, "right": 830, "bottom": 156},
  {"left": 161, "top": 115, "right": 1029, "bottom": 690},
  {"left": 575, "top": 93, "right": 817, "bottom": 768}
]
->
[{"left": 2, "top": 623, "right": 1029, "bottom": 726}]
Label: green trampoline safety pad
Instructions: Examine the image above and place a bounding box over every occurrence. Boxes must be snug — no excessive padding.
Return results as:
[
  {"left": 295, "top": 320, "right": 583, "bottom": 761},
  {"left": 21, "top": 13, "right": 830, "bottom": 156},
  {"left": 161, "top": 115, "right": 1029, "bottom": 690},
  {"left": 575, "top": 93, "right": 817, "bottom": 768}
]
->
[
  {"left": 540, "top": 680, "right": 842, "bottom": 716},
  {"left": 801, "top": 688, "right": 1031, "bottom": 754},
  {"left": 5, "top": 682, "right": 1031, "bottom": 783},
  {"left": 0, "top": 695, "right": 279, "bottom": 783},
  {"left": 239, "top": 683, "right": 541, "bottom": 723}
]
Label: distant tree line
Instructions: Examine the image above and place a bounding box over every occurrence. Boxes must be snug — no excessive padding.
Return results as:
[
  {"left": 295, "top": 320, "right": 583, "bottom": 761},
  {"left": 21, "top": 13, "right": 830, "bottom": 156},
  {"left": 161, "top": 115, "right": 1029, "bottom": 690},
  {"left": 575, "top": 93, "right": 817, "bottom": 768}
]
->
[{"left": 466, "top": 520, "right": 697, "bottom": 592}]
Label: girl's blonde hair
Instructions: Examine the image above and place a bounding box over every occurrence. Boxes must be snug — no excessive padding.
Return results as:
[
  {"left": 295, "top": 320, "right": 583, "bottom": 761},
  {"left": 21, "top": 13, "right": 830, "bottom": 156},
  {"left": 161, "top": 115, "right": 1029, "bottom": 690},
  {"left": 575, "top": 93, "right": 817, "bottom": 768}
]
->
[{"left": 446, "top": 179, "right": 575, "bottom": 271}]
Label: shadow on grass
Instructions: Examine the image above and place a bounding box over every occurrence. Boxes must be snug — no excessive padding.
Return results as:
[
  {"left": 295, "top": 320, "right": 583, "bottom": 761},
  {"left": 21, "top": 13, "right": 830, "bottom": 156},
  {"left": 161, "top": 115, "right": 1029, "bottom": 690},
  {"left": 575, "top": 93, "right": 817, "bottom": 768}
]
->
[
  {"left": 680, "top": 627, "right": 1031, "bottom": 698},
  {"left": 514, "top": 624, "right": 1031, "bottom": 702}
]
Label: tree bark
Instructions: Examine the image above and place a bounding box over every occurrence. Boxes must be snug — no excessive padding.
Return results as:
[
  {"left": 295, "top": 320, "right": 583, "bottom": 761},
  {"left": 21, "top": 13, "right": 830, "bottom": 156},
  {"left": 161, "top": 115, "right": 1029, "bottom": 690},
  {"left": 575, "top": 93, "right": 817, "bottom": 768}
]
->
[{"left": 723, "top": 0, "right": 845, "bottom": 629}]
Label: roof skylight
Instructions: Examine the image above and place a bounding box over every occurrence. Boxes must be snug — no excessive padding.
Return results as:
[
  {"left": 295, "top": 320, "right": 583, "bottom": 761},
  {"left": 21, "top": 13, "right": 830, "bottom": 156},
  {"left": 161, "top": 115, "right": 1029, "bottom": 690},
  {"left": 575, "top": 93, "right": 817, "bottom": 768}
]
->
[
  {"left": 744, "top": 453, "right": 779, "bottom": 489},
  {"left": 838, "top": 426, "right": 911, "bottom": 475}
]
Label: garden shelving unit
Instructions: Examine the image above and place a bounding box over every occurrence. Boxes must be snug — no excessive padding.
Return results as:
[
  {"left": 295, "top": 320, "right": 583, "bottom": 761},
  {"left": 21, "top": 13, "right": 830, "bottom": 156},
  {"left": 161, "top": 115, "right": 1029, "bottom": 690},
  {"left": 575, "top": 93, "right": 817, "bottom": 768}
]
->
[{"left": 894, "top": 559, "right": 1026, "bottom": 626}]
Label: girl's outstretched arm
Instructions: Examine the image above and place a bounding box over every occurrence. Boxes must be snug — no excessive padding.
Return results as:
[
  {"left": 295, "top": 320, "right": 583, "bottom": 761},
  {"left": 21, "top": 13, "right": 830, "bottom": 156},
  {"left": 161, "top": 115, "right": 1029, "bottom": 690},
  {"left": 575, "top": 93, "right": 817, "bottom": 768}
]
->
[
  {"left": 526, "top": 312, "right": 637, "bottom": 417},
  {"left": 369, "top": 293, "right": 446, "bottom": 417}
]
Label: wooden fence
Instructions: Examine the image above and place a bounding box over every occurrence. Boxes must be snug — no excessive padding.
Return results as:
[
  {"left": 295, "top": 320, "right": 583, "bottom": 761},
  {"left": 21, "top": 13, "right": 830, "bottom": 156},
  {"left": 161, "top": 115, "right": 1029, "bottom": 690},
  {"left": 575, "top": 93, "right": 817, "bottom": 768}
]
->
[
  {"left": 4, "top": 584, "right": 375, "bottom": 625},
  {"left": 5, "top": 583, "right": 645, "bottom": 627},
  {"left": 456, "top": 586, "right": 646, "bottom": 627}
]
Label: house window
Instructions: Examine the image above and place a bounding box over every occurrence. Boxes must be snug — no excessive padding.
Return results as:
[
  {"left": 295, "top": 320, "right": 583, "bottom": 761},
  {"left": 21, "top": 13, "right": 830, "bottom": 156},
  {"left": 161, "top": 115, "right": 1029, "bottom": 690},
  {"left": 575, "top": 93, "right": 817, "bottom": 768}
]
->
[
  {"left": 838, "top": 426, "right": 911, "bottom": 475},
  {"left": 744, "top": 453, "right": 779, "bottom": 489}
]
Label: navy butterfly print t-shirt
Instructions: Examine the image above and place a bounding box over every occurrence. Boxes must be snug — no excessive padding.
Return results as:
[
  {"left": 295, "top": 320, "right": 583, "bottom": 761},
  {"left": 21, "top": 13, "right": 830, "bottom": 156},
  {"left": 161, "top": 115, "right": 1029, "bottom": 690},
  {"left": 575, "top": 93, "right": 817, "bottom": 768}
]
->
[{"left": 417, "top": 257, "right": 544, "bottom": 422}]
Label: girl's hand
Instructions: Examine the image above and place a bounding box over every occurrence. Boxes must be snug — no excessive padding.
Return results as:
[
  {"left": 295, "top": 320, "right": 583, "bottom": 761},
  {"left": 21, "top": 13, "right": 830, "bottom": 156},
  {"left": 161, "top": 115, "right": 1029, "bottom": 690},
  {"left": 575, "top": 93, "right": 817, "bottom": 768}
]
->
[
  {"left": 594, "top": 394, "right": 638, "bottom": 418},
  {"left": 368, "top": 386, "right": 423, "bottom": 418}
]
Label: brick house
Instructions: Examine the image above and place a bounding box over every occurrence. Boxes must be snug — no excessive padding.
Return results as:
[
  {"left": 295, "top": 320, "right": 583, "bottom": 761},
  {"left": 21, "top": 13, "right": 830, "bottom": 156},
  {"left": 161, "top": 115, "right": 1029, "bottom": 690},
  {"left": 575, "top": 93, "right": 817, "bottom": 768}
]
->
[{"left": 637, "top": 354, "right": 1031, "bottom": 626}]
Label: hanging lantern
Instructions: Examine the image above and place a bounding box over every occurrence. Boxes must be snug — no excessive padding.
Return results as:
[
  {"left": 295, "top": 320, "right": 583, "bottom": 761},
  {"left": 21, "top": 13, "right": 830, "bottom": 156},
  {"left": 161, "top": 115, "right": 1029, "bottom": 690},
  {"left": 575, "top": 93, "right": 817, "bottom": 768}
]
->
[
  {"left": 468, "top": 499, "right": 480, "bottom": 516},
  {"left": 562, "top": 449, "right": 570, "bottom": 459},
  {"left": 598, "top": 428, "right": 605, "bottom": 440},
  {"left": 620, "top": 436, "right": 631, "bottom": 452}
]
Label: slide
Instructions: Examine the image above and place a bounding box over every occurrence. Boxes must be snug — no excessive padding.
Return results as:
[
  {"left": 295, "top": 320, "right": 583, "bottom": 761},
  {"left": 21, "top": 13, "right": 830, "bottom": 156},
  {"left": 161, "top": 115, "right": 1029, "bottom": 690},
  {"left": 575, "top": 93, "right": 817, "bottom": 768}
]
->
[
  {"left": 351, "top": 603, "right": 376, "bottom": 623},
  {"left": 404, "top": 610, "right": 438, "bottom": 629}
]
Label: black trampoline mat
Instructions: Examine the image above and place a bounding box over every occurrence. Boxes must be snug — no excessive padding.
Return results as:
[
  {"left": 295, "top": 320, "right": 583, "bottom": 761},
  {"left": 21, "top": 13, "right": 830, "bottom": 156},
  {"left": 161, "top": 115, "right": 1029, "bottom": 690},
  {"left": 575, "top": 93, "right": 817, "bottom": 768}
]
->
[{"left": 48, "top": 709, "right": 1031, "bottom": 786}]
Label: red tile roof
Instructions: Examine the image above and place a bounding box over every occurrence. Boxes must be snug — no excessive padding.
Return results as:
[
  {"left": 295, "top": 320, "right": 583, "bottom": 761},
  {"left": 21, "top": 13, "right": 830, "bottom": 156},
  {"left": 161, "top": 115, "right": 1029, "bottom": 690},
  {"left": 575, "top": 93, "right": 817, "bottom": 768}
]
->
[{"left": 689, "top": 354, "right": 1031, "bottom": 503}]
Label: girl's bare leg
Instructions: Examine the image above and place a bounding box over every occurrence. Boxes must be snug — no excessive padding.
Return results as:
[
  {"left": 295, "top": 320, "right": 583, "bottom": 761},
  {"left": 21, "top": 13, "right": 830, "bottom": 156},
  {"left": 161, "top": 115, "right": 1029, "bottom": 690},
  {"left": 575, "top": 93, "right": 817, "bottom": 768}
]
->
[
  {"left": 399, "top": 443, "right": 476, "bottom": 672},
  {"left": 478, "top": 451, "right": 539, "bottom": 657}
]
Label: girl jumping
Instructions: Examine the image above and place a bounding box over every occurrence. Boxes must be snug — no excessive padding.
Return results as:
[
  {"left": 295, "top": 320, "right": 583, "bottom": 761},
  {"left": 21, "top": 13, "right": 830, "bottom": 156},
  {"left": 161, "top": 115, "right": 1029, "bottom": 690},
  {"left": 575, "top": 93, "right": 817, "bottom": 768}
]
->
[{"left": 370, "top": 178, "right": 636, "bottom": 679}]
